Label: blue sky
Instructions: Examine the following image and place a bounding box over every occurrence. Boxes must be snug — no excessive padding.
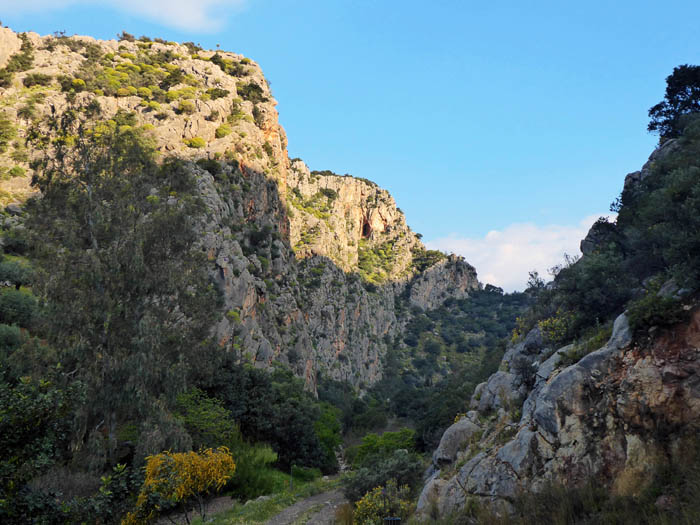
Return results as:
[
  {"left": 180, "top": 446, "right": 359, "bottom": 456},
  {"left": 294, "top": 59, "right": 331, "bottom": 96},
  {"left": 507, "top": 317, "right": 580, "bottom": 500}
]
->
[{"left": 2, "top": 1, "right": 699, "bottom": 289}]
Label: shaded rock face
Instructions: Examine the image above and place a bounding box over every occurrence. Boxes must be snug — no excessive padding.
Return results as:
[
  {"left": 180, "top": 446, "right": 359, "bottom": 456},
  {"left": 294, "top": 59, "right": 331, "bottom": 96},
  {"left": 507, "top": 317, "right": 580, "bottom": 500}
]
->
[
  {"left": 197, "top": 161, "right": 479, "bottom": 389},
  {"left": 419, "top": 310, "right": 700, "bottom": 517},
  {"left": 0, "top": 29, "right": 481, "bottom": 389}
]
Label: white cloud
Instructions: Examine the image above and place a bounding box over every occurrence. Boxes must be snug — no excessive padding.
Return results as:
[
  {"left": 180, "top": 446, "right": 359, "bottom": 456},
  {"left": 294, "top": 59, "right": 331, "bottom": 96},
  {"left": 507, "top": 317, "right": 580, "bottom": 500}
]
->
[
  {"left": 0, "top": 0, "right": 246, "bottom": 32},
  {"left": 426, "top": 214, "right": 615, "bottom": 292}
]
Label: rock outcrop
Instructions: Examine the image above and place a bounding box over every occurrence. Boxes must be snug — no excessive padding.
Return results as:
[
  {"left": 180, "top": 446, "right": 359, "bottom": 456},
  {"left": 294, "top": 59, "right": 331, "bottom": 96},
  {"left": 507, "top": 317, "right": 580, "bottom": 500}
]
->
[{"left": 419, "top": 305, "right": 700, "bottom": 518}]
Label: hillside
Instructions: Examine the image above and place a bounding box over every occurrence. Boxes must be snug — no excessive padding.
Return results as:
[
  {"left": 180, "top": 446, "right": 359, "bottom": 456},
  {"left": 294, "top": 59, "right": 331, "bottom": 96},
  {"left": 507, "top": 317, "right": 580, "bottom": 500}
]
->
[
  {"left": 417, "top": 111, "right": 700, "bottom": 522},
  {"left": 0, "top": 27, "right": 481, "bottom": 390}
]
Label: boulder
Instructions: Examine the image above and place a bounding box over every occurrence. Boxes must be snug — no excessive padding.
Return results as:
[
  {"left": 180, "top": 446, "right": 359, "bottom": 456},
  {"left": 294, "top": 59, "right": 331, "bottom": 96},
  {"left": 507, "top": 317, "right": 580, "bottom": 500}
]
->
[{"left": 432, "top": 417, "right": 481, "bottom": 466}]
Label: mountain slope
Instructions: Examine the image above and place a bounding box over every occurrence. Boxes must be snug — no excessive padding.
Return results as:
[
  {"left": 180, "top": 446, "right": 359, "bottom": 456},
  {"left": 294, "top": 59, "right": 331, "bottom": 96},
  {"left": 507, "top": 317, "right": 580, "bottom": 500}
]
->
[{"left": 0, "top": 27, "right": 479, "bottom": 389}]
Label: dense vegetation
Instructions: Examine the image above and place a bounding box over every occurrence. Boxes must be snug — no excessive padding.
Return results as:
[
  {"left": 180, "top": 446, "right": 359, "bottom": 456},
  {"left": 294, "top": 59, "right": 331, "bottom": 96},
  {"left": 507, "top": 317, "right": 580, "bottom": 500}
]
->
[{"left": 0, "top": 103, "right": 343, "bottom": 523}]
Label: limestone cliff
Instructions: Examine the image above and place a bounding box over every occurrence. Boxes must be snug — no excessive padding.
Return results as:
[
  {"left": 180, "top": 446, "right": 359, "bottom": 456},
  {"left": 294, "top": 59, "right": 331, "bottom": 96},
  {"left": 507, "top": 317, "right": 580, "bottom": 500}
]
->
[{"left": 0, "top": 28, "right": 479, "bottom": 389}]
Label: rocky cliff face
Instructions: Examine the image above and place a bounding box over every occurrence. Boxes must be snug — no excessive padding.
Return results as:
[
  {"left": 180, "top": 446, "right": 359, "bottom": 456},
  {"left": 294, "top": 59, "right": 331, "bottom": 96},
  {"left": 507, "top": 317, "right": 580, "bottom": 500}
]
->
[
  {"left": 0, "top": 28, "right": 480, "bottom": 389},
  {"left": 419, "top": 309, "right": 700, "bottom": 517}
]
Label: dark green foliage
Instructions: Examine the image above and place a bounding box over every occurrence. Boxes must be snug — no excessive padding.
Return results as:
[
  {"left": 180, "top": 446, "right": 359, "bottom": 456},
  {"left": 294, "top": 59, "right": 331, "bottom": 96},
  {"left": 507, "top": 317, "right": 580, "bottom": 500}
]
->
[
  {"left": 22, "top": 73, "right": 52, "bottom": 87},
  {"left": 0, "top": 289, "right": 37, "bottom": 328},
  {"left": 175, "top": 388, "right": 240, "bottom": 450},
  {"left": 262, "top": 140, "right": 274, "bottom": 157},
  {"left": 347, "top": 429, "right": 416, "bottom": 468},
  {"left": 648, "top": 64, "right": 700, "bottom": 140},
  {"left": 0, "top": 113, "right": 17, "bottom": 154},
  {"left": 0, "top": 258, "right": 33, "bottom": 289},
  {"left": 0, "top": 374, "right": 84, "bottom": 522},
  {"left": 291, "top": 465, "right": 321, "bottom": 482},
  {"left": 411, "top": 246, "right": 447, "bottom": 272},
  {"left": 202, "top": 360, "right": 331, "bottom": 472},
  {"left": 118, "top": 31, "right": 135, "bottom": 42},
  {"left": 206, "top": 87, "right": 230, "bottom": 100},
  {"left": 319, "top": 187, "right": 338, "bottom": 200},
  {"left": 196, "top": 158, "right": 223, "bottom": 177},
  {"left": 211, "top": 53, "right": 249, "bottom": 77},
  {"left": 618, "top": 114, "right": 700, "bottom": 289},
  {"left": 237, "top": 82, "right": 268, "bottom": 103},
  {"left": 314, "top": 403, "right": 342, "bottom": 473},
  {"left": 0, "top": 323, "right": 22, "bottom": 355},
  {"left": 341, "top": 449, "right": 423, "bottom": 503},
  {"left": 159, "top": 67, "right": 184, "bottom": 90},
  {"left": 183, "top": 41, "right": 203, "bottom": 54},
  {"left": 25, "top": 107, "right": 222, "bottom": 467},
  {"left": 549, "top": 246, "right": 634, "bottom": 337},
  {"left": 627, "top": 281, "right": 688, "bottom": 333},
  {"left": 66, "top": 464, "right": 142, "bottom": 525},
  {"left": 252, "top": 104, "right": 265, "bottom": 127}
]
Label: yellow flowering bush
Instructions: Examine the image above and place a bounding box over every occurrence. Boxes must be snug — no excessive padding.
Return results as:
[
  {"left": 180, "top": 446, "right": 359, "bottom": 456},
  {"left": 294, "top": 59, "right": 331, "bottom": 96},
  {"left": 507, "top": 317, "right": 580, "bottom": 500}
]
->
[
  {"left": 353, "top": 479, "right": 413, "bottom": 525},
  {"left": 122, "top": 447, "right": 235, "bottom": 525}
]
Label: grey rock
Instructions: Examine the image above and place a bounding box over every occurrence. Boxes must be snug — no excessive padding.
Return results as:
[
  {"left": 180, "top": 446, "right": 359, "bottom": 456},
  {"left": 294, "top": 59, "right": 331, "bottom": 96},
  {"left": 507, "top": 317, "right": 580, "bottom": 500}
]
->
[
  {"left": 607, "top": 313, "right": 631, "bottom": 351},
  {"left": 477, "top": 372, "right": 522, "bottom": 413},
  {"left": 5, "top": 203, "right": 22, "bottom": 216},
  {"left": 433, "top": 418, "right": 481, "bottom": 466}
]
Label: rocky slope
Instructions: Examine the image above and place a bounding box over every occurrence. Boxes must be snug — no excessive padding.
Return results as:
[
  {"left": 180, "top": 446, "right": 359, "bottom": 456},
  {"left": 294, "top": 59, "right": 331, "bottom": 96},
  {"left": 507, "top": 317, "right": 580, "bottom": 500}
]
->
[
  {"left": 417, "top": 144, "right": 700, "bottom": 518},
  {"left": 0, "top": 28, "right": 479, "bottom": 389}
]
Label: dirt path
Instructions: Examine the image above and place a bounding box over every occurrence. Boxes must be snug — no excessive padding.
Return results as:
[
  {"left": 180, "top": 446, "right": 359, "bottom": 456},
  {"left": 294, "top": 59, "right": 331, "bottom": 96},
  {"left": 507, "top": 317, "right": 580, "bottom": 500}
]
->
[{"left": 264, "top": 489, "right": 346, "bottom": 525}]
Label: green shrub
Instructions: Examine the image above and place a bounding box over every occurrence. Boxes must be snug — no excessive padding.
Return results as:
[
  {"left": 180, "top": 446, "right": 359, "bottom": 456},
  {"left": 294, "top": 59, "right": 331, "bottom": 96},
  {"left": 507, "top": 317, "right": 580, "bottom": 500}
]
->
[
  {"left": 341, "top": 449, "right": 423, "bottom": 503},
  {"left": 354, "top": 480, "right": 413, "bottom": 524},
  {"left": 0, "top": 259, "right": 33, "bottom": 289},
  {"left": 291, "top": 465, "right": 321, "bottom": 482},
  {"left": 143, "top": 100, "right": 161, "bottom": 111},
  {"left": 237, "top": 82, "right": 267, "bottom": 103},
  {"left": 178, "top": 99, "right": 196, "bottom": 114},
  {"left": 0, "top": 115, "right": 17, "bottom": 154},
  {"left": 252, "top": 104, "right": 265, "bottom": 127},
  {"left": 0, "top": 323, "right": 22, "bottom": 355},
  {"left": 215, "top": 124, "right": 232, "bottom": 138},
  {"left": 319, "top": 187, "right": 338, "bottom": 200},
  {"left": 225, "top": 443, "right": 280, "bottom": 500},
  {"left": 22, "top": 73, "right": 52, "bottom": 87},
  {"left": 349, "top": 428, "right": 416, "bottom": 468},
  {"left": 8, "top": 166, "right": 25, "bottom": 178},
  {"left": 314, "top": 403, "right": 342, "bottom": 473},
  {"left": 627, "top": 282, "right": 688, "bottom": 333},
  {"left": 206, "top": 87, "right": 230, "bottom": 100},
  {"left": 0, "top": 289, "right": 37, "bottom": 328},
  {"left": 262, "top": 141, "right": 274, "bottom": 157},
  {"left": 184, "top": 136, "right": 206, "bottom": 148}
]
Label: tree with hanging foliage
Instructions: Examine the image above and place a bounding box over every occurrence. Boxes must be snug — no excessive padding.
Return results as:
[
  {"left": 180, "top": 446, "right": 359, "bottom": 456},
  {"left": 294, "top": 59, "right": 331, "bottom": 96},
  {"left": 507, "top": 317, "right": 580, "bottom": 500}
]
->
[{"left": 24, "top": 106, "right": 222, "bottom": 467}]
